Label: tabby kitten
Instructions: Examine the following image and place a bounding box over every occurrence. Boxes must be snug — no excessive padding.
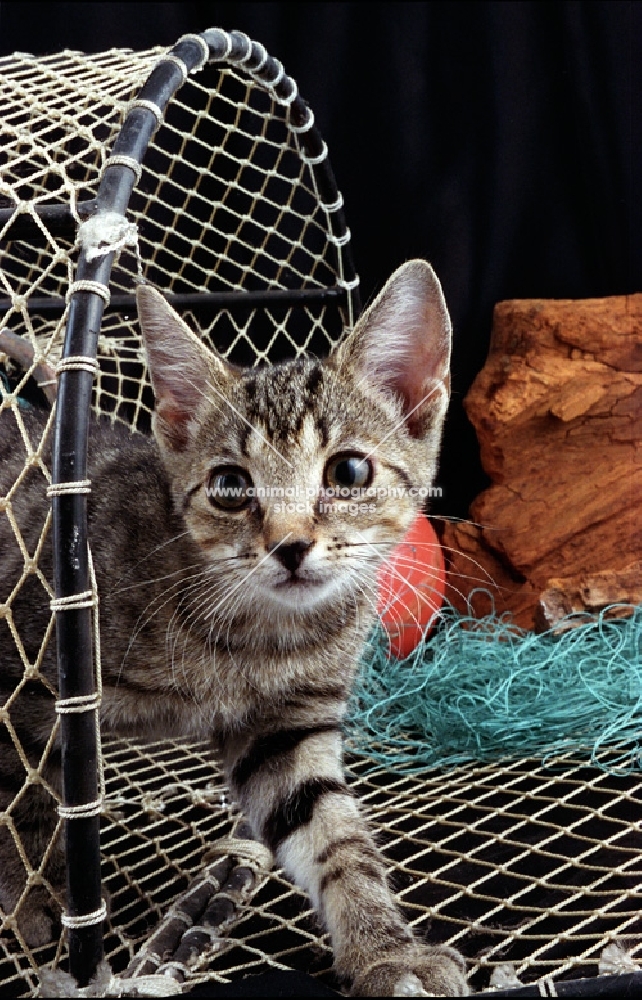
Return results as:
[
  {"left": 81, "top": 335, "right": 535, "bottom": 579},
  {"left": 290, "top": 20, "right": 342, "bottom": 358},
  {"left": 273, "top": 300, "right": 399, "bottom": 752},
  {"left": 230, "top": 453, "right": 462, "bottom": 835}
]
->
[{"left": 0, "top": 261, "right": 468, "bottom": 996}]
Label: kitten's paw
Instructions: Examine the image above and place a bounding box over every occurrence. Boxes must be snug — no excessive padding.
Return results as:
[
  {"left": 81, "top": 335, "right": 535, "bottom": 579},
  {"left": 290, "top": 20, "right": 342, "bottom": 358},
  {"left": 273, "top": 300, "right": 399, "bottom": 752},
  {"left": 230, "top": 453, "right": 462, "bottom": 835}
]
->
[
  {"left": 351, "top": 946, "right": 468, "bottom": 997},
  {"left": 13, "top": 889, "right": 109, "bottom": 950},
  {"left": 13, "top": 886, "right": 61, "bottom": 949}
]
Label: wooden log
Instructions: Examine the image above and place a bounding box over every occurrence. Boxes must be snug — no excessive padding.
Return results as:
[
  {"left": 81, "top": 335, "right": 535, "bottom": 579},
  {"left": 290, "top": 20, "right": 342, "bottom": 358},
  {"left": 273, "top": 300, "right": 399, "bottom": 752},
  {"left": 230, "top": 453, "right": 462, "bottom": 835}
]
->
[
  {"left": 442, "top": 295, "right": 642, "bottom": 629},
  {"left": 536, "top": 560, "right": 642, "bottom": 632}
]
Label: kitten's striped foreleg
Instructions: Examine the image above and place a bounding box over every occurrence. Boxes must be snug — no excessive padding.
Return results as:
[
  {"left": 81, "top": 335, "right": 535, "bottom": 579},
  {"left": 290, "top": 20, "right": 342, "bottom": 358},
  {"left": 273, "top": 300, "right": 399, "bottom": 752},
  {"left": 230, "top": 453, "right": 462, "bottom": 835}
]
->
[{"left": 222, "top": 724, "right": 468, "bottom": 997}]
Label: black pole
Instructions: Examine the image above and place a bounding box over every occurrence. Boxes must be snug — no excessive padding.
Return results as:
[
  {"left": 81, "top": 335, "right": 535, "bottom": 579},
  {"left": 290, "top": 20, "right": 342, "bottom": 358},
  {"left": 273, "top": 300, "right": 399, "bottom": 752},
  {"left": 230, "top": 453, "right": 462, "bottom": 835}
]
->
[
  {"left": 0, "top": 286, "right": 347, "bottom": 315},
  {"left": 476, "top": 970, "right": 642, "bottom": 997}
]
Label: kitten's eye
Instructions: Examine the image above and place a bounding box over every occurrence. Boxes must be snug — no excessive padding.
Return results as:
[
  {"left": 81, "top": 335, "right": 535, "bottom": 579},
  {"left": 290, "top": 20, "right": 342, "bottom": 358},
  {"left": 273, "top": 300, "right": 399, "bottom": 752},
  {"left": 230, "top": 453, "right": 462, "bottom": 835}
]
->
[
  {"left": 207, "top": 467, "right": 253, "bottom": 509},
  {"left": 324, "top": 454, "right": 373, "bottom": 491}
]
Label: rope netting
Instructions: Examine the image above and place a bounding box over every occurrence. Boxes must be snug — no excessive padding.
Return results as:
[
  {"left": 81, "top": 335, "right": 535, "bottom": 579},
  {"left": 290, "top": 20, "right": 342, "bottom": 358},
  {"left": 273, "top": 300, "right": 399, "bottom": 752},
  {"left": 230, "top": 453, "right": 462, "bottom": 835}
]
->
[
  {"left": 3, "top": 737, "right": 641, "bottom": 996},
  {"left": 1, "top": 42, "right": 641, "bottom": 999},
  {"left": 0, "top": 44, "right": 348, "bottom": 433}
]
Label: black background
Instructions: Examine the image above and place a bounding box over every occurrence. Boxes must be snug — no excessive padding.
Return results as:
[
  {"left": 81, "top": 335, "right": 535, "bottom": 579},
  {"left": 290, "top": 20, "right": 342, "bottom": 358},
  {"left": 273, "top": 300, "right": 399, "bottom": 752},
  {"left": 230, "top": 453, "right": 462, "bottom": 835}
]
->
[{"left": 0, "top": 1, "right": 639, "bottom": 516}]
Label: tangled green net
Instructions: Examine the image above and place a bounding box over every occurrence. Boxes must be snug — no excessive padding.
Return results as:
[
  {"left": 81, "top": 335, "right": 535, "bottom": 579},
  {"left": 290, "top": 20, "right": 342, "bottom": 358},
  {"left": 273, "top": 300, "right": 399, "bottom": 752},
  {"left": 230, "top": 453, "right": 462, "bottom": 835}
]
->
[{"left": 348, "top": 605, "right": 642, "bottom": 774}]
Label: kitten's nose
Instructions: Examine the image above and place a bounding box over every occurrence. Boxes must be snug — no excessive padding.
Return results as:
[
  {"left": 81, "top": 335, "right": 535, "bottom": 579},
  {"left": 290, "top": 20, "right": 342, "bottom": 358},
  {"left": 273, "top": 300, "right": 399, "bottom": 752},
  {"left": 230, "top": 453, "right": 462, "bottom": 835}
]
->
[{"left": 270, "top": 538, "right": 314, "bottom": 574}]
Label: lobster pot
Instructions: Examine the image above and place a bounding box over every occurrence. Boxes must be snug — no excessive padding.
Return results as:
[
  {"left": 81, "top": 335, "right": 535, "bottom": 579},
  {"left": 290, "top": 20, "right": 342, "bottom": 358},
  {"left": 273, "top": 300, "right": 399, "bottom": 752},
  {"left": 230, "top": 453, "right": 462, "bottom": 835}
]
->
[{"left": 1, "top": 29, "right": 642, "bottom": 1000}]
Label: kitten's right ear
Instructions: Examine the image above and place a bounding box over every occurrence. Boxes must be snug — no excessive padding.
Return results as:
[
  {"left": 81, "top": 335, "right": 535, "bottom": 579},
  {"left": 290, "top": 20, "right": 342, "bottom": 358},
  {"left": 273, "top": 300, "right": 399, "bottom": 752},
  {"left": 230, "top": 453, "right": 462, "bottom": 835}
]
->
[{"left": 136, "top": 285, "right": 233, "bottom": 451}]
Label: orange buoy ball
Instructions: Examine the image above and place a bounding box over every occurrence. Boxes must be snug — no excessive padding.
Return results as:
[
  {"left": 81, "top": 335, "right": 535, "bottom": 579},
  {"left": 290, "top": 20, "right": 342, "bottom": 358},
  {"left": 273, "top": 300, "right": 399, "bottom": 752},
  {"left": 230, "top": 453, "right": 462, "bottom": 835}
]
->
[{"left": 377, "top": 512, "right": 445, "bottom": 659}]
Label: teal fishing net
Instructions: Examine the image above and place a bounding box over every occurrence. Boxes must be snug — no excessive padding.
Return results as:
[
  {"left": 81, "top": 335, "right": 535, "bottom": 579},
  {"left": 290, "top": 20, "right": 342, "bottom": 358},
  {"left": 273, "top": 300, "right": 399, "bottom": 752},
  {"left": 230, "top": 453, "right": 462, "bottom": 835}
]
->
[{"left": 349, "top": 604, "right": 642, "bottom": 774}]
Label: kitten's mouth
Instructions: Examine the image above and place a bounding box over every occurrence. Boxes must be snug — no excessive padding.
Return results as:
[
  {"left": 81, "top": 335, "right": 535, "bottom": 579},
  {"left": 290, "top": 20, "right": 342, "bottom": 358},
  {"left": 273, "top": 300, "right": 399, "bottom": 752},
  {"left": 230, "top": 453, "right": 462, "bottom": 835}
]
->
[
  {"left": 275, "top": 573, "right": 320, "bottom": 589},
  {"left": 271, "top": 571, "right": 335, "bottom": 606}
]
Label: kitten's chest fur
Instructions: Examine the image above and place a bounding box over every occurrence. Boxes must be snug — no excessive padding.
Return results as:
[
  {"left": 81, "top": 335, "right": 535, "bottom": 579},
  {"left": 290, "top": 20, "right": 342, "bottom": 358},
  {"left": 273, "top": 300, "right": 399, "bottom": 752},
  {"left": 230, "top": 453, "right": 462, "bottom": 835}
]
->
[{"left": 99, "top": 552, "right": 366, "bottom": 742}]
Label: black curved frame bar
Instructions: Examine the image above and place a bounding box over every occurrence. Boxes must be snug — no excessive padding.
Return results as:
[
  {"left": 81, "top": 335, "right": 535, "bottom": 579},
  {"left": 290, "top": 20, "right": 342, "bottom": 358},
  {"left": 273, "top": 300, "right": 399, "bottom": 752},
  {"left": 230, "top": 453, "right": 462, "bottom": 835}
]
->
[{"left": 51, "top": 28, "right": 360, "bottom": 986}]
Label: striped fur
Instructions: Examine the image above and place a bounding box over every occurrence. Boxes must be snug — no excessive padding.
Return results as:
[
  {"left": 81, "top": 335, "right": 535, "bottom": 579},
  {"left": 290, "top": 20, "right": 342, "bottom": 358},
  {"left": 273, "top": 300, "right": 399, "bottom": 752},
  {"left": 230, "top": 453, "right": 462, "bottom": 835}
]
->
[{"left": 0, "top": 262, "right": 467, "bottom": 994}]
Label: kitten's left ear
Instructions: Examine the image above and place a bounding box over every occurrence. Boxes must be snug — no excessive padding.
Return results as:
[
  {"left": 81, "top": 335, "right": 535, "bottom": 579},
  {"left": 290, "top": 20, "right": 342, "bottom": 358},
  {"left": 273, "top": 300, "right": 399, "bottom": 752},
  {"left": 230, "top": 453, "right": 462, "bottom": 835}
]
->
[
  {"left": 336, "top": 259, "right": 451, "bottom": 438},
  {"left": 136, "top": 284, "right": 233, "bottom": 451}
]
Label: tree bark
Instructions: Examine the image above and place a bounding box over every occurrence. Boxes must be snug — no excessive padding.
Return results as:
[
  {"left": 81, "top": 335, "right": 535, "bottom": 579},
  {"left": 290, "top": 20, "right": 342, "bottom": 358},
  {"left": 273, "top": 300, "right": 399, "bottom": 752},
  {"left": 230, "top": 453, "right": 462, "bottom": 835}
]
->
[{"left": 442, "top": 295, "right": 642, "bottom": 629}]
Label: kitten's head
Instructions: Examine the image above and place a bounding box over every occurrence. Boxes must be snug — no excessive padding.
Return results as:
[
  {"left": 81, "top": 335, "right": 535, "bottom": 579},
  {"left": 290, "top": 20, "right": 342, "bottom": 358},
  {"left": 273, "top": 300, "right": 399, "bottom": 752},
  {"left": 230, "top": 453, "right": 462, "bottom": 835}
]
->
[{"left": 136, "top": 261, "right": 451, "bottom": 627}]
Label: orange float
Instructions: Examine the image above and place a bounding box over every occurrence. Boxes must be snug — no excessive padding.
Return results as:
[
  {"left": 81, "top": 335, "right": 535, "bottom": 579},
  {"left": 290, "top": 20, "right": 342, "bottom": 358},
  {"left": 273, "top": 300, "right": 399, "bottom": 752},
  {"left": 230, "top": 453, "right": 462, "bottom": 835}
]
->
[{"left": 377, "top": 512, "right": 445, "bottom": 659}]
